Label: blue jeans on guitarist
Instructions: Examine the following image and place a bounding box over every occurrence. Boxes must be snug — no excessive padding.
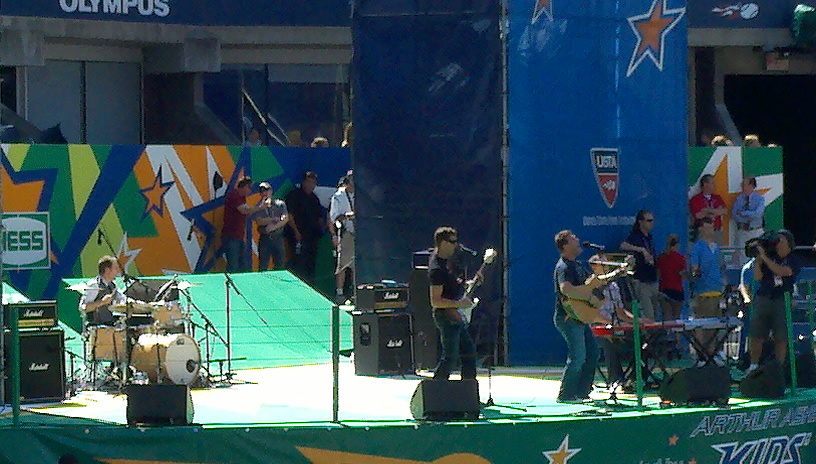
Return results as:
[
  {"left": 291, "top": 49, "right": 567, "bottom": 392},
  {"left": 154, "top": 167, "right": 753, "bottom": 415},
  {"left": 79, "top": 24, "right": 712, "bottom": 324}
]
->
[
  {"left": 554, "top": 317, "right": 599, "bottom": 402},
  {"left": 432, "top": 310, "right": 477, "bottom": 381}
]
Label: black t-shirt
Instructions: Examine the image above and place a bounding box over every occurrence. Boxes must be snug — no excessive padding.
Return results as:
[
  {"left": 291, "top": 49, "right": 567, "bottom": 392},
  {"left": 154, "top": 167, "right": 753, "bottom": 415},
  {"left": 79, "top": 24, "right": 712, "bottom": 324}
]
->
[
  {"left": 284, "top": 187, "right": 324, "bottom": 240},
  {"left": 553, "top": 257, "right": 591, "bottom": 322},
  {"left": 428, "top": 250, "right": 464, "bottom": 304},
  {"left": 756, "top": 252, "right": 801, "bottom": 299},
  {"left": 623, "top": 229, "right": 657, "bottom": 283}
]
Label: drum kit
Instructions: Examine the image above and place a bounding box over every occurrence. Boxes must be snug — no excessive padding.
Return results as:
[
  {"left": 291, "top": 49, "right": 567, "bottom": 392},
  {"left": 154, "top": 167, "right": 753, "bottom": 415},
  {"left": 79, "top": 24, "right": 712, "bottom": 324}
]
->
[{"left": 73, "top": 280, "right": 208, "bottom": 390}]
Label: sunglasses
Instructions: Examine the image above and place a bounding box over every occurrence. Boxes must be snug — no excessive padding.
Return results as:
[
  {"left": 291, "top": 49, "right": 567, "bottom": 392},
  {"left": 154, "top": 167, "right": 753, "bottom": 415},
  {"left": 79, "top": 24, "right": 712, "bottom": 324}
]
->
[
  {"left": 446, "top": 238, "right": 458, "bottom": 244},
  {"left": 643, "top": 218, "right": 654, "bottom": 222}
]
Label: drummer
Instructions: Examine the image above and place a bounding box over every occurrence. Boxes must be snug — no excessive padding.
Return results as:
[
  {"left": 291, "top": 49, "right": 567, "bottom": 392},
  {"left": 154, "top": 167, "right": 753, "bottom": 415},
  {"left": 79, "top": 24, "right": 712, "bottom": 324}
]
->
[{"left": 80, "top": 255, "right": 127, "bottom": 326}]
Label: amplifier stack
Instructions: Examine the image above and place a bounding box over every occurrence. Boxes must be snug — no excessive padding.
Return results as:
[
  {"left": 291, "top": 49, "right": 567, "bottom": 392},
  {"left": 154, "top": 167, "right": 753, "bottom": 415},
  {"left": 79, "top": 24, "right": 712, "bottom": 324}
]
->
[
  {"left": 3, "top": 300, "right": 66, "bottom": 404},
  {"left": 353, "top": 282, "right": 414, "bottom": 376}
]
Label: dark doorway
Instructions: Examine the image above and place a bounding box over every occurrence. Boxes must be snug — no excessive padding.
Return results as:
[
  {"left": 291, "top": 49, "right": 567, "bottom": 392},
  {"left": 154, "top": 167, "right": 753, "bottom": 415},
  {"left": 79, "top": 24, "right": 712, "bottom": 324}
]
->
[{"left": 724, "top": 74, "right": 816, "bottom": 246}]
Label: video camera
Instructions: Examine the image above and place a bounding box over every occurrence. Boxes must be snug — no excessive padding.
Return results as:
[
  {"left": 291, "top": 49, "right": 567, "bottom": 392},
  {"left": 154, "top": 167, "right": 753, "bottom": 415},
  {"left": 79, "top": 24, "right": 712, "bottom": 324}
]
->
[{"left": 745, "top": 230, "right": 784, "bottom": 259}]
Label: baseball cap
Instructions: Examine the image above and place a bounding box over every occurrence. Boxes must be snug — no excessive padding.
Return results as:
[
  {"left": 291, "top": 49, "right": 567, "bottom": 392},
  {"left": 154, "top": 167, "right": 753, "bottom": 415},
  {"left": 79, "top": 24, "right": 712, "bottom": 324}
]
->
[{"left": 258, "top": 181, "right": 271, "bottom": 191}]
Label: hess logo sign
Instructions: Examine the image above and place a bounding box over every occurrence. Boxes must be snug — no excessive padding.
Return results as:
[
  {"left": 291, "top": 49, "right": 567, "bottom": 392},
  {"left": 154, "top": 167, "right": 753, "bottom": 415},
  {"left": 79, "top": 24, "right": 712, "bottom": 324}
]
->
[{"left": 2, "top": 213, "right": 51, "bottom": 270}]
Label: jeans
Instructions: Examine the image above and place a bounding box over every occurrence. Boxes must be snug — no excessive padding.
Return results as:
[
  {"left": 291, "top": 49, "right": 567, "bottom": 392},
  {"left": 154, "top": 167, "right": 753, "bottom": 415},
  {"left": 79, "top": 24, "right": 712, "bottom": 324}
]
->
[
  {"left": 432, "top": 310, "right": 477, "bottom": 380},
  {"left": 632, "top": 280, "right": 660, "bottom": 320},
  {"left": 258, "top": 234, "right": 285, "bottom": 271},
  {"left": 223, "top": 237, "right": 247, "bottom": 273},
  {"left": 554, "top": 317, "right": 599, "bottom": 400}
]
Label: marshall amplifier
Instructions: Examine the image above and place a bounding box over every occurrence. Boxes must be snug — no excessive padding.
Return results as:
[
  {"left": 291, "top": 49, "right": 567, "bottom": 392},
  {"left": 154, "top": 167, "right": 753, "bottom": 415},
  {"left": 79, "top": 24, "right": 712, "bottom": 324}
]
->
[
  {"left": 353, "top": 312, "right": 414, "bottom": 376},
  {"left": 356, "top": 282, "right": 409, "bottom": 311},
  {"left": 4, "top": 300, "right": 58, "bottom": 329},
  {"left": 4, "top": 329, "right": 66, "bottom": 403}
]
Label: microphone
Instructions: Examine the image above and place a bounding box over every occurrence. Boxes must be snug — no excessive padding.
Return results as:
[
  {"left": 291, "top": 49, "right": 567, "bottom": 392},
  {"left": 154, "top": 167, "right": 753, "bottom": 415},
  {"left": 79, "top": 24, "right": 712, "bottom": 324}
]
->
[
  {"left": 457, "top": 244, "right": 479, "bottom": 256},
  {"left": 97, "top": 229, "right": 103, "bottom": 245},
  {"left": 582, "top": 241, "right": 605, "bottom": 251},
  {"left": 186, "top": 219, "right": 195, "bottom": 241}
]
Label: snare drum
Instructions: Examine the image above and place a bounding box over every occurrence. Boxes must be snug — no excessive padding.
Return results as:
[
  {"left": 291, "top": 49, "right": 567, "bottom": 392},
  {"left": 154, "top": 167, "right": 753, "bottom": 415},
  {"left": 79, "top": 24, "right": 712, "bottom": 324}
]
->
[
  {"left": 89, "top": 325, "right": 127, "bottom": 362},
  {"left": 151, "top": 302, "right": 185, "bottom": 330},
  {"left": 130, "top": 333, "right": 200, "bottom": 385}
]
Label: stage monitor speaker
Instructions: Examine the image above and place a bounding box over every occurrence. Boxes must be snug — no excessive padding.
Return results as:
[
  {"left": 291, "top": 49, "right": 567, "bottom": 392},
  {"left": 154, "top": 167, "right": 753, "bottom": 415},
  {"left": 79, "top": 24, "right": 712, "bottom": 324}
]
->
[
  {"left": 660, "top": 365, "right": 731, "bottom": 404},
  {"left": 4, "top": 329, "right": 65, "bottom": 403},
  {"left": 353, "top": 312, "right": 414, "bottom": 376},
  {"left": 409, "top": 269, "right": 439, "bottom": 371},
  {"left": 410, "top": 379, "right": 480, "bottom": 421},
  {"left": 126, "top": 384, "right": 193, "bottom": 426},
  {"left": 741, "top": 361, "right": 786, "bottom": 398}
]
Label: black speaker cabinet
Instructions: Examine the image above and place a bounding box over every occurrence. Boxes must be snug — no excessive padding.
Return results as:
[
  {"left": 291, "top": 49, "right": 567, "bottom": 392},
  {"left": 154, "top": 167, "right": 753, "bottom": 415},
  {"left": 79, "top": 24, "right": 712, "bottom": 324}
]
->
[
  {"left": 741, "top": 361, "right": 786, "bottom": 399},
  {"left": 4, "top": 329, "right": 65, "bottom": 403},
  {"left": 353, "top": 312, "right": 414, "bottom": 376},
  {"left": 410, "top": 379, "right": 480, "bottom": 421},
  {"left": 660, "top": 365, "right": 731, "bottom": 405},
  {"left": 409, "top": 269, "right": 439, "bottom": 371},
  {"left": 126, "top": 384, "right": 193, "bottom": 426}
]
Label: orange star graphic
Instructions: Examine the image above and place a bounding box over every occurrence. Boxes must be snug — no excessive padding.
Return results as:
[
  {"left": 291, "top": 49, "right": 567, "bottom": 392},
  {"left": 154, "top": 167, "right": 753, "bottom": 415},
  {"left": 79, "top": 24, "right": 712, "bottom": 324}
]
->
[
  {"left": 139, "top": 165, "right": 175, "bottom": 219},
  {"left": 532, "top": 0, "right": 553, "bottom": 23},
  {"left": 543, "top": 435, "right": 581, "bottom": 464},
  {"left": 635, "top": 5, "right": 674, "bottom": 55},
  {"left": 668, "top": 434, "right": 679, "bottom": 446}
]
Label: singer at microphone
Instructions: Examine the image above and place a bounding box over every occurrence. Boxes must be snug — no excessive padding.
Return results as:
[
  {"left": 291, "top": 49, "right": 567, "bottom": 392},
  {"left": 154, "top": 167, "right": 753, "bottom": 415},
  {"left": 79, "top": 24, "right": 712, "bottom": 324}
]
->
[{"left": 581, "top": 241, "right": 605, "bottom": 251}]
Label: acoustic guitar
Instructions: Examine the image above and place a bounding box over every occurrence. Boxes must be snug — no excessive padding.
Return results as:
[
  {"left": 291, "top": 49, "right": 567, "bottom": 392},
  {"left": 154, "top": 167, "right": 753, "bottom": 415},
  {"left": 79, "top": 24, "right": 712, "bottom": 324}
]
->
[{"left": 565, "top": 256, "right": 634, "bottom": 324}]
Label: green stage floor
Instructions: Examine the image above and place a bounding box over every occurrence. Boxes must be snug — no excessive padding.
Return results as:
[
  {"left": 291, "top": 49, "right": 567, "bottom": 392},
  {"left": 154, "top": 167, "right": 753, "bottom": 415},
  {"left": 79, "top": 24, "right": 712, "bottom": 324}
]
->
[{"left": 1, "top": 362, "right": 815, "bottom": 463}]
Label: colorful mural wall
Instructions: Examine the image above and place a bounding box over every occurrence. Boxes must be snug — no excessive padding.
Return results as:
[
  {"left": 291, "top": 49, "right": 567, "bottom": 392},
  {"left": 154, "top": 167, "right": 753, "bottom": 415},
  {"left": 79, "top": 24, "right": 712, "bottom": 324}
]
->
[
  {"left": 688, "top": 146, "right": 784, "bottom": 246},
  {"left": 1, "top": 144, "right": 350, "bottom": 303}
]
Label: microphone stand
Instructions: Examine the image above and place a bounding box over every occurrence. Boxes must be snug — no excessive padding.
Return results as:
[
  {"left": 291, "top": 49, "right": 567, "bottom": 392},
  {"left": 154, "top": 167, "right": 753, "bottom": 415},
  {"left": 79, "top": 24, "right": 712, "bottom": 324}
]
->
[{"left": 223, "top": 272, "right": 265, "bottom": 384}]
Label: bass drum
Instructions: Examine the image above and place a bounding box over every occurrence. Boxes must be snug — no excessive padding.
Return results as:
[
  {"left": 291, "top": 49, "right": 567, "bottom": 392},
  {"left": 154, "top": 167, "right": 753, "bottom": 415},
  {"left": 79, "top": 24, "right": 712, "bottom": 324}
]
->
[{"left": 130, "top": 333, "right": 200, "bottom": 385}]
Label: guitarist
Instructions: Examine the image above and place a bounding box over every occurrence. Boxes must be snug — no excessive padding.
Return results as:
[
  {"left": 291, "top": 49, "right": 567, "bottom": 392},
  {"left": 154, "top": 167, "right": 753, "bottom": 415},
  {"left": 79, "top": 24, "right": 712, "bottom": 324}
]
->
[
  {"left": 428, "top": 226, "right": 478, "bottom": 381},
  {"left": 553, "top": 230, "right": 600, "bottom": 403}
]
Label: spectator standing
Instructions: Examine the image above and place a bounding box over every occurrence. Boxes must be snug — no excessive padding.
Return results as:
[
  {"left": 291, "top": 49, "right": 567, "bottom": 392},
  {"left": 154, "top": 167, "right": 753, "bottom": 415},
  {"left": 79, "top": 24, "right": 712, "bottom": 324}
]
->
[
  {"left": 222, "top": 176, "right": 263, "bottom": 273},
  {"left": 689, "top": 174, "right": 728, "bottom": 246},
  {"left": 731, "top": 176, "right": 765, "bottom": 265},
  {"left": 285, "top": 172, "right": 325, "bottom": 283},
  {"left": 329, "top": 171, "right": 355, "bottom": 302},
  {"left": 743, "top": 134, "right": 761, "bottom": 147},
  {"left": 620, "top": 210, "right": 661, "bottom": 320},
  {"left": 253, "top": 182, "right": 289, "bottom": 271},
  {"left": 656, "top": 234, "right": 686, "bottom": 322},
  {"left": 689, "top": 217, "right": 726, "bottom": 365}
]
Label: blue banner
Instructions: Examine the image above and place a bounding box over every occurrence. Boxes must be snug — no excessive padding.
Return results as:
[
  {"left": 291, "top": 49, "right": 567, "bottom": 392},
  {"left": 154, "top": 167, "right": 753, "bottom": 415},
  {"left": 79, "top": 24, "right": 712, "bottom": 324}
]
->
[
  {"left": 687, "top": 0, "right": 798, "bottom": 29},
  {"left": 0, "top": 0, "right": 351, "bottom": 26},
  {"left": 507, "top": 0, "right": 688, "bottom": 364},
  {"left": 352, "top": 0, "right": 504, "bottom": 353}
]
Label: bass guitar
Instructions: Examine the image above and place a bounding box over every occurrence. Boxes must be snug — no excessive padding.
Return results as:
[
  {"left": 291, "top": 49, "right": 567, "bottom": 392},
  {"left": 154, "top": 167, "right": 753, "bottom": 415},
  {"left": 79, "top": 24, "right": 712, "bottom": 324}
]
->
[
  {"left": 565, "top": 256, "right": 634, "bottom": 324},
  {"left": 459, "top": 248, "right": 498, "bottom": 323}
]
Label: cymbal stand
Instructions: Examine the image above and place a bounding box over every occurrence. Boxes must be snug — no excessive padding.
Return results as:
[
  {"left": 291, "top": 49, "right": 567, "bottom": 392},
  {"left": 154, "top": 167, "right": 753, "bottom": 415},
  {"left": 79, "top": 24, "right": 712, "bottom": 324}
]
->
[{"left": 181, "top": 286, "right": 226, "bottom": 385}]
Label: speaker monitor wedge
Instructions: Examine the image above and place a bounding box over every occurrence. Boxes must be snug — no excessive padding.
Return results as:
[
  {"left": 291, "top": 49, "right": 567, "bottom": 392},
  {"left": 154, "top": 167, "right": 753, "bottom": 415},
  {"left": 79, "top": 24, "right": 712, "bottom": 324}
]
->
[
  {"left": 126, "top": 384, "right": 194, "bottom": 426},
  {"left": 410, "top": 379, "right": 480, "bottom": 421},
  {"left": 659, "top": 365, "right": 731, "bottom": 405},
  {"left": 740, "top": 361, "right": 786, "bottom": 399}
]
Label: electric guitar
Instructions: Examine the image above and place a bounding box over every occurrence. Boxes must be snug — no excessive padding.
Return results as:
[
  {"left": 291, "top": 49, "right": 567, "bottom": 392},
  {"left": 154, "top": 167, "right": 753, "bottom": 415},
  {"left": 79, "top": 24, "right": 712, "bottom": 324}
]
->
[
  {"left": 459, "top": 248, "right": 498, "bottom": 323},
  {"left": 565, "top": 256, "right": 635, "bottom": 324}
]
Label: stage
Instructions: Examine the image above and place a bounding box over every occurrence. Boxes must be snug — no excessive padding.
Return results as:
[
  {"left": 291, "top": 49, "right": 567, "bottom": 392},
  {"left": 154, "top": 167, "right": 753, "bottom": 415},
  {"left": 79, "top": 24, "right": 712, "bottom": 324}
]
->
[{"left": 1, "top": 361, "right": 815, "bottom": 463}]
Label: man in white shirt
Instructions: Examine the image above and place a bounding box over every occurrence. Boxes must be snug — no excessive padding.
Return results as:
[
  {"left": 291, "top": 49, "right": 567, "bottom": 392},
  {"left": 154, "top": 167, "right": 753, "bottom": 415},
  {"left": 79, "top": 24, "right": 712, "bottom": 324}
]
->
[{"left": 329, "top": 170, "right": 355, "bottom": 302}]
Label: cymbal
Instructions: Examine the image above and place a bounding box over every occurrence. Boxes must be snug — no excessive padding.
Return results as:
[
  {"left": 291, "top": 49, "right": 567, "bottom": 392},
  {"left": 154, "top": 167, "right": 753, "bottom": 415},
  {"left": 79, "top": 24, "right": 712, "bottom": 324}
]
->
[
  {"left": 67, "top": 282, "right": 91, "bottom": 293},
  {"left": 176, "top": 281, "right": 202, "bottom": 291}
]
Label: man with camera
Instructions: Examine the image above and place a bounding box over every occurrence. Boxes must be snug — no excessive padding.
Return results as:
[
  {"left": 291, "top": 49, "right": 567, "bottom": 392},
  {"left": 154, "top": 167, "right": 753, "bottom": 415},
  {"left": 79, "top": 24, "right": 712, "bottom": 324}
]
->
[{"left": 746, "top": 229, "right": 801, "bottom": 375}]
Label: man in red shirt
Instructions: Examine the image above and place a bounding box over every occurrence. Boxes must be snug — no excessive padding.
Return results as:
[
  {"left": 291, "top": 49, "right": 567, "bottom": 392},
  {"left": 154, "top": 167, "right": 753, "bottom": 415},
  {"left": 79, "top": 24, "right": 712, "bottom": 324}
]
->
[
  {"left": 222, "top": 176, "right": 263, "bottom": 272},
  {"left": 689, "top": 174, "right": 728, "bottom": 246}
]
